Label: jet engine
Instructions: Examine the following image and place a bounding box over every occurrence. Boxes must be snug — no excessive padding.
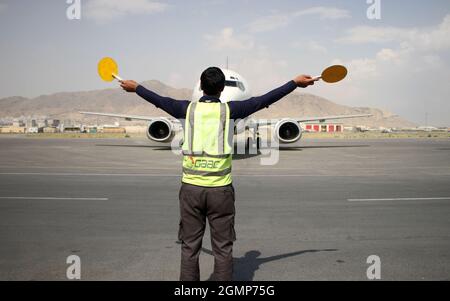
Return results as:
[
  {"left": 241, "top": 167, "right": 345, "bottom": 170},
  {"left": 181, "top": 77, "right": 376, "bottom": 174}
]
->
[
  {"left": 273, "top": 119, "right": 302, "bottom": 144},
  {"left": 146, "top": 118, "right": 175, "bottom": 142}
]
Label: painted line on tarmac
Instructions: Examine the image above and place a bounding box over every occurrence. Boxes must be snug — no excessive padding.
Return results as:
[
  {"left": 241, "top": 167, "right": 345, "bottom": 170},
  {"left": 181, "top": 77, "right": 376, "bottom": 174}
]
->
[
  {"left": 0, "top": 172, "right": 180, "bottom": 177},
  {"left": 0, "top": 196, "right": 109, "bottom": 201},
  {"left": 348, "top": 197, "right": 450, "bottom": 202},
  {"left": 0, "top": 172, "right": 370, "bottom": 177},
  {"left": 2, "top": 172, "right": 450, "bottom": 178}
]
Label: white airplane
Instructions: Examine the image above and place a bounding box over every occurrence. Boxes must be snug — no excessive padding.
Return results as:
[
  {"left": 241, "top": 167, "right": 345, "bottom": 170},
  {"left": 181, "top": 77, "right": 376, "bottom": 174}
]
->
[{"left": 80, "top": 69, "right": 371, "bottom": 148}]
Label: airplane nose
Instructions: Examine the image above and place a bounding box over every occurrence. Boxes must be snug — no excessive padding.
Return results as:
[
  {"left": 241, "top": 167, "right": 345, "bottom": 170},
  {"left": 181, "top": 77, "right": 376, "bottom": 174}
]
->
[{"left": 220, "top": 91, "right": 238, "bottom": 102}]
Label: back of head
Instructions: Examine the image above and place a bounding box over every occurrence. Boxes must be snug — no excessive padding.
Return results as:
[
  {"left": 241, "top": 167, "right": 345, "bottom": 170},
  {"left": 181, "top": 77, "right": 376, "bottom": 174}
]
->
[{"left": 200, "top": 67, "right": 225, "bottom": 96}]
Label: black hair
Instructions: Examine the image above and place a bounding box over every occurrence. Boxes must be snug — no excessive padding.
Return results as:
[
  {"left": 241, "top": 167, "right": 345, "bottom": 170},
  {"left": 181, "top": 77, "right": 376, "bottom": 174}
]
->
[{"left": 200, "top": 67, "right": 225, "bottom": 96}]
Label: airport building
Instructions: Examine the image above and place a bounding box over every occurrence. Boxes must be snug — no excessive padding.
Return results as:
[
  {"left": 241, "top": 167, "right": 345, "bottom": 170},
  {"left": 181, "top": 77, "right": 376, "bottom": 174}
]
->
[
  {"left": 303, "top": 122, "right": 344, "bottom": 133},
  {"left": 12, "top": 120, "right": 25, "bottom": 127},
  {"left": 101, "top": 126, "right": 126, "bottom": 134},
  {"left": 25, "top": 120, "right": 38, "bottom": 128},
  {"left": 0, "top": 118, "right": 131, "bottom": 135},
  {"left": 0, "top": 126, "right": 26, "bottom": 134},
  {"left": 42, "top": 127, "right": 58, "bottom": 133},
  {"left": 62, "top": 125, "right": 82, "bottom": 133},
  {"left": 84, "top": 125, "right": 98, "bottom": 134}
]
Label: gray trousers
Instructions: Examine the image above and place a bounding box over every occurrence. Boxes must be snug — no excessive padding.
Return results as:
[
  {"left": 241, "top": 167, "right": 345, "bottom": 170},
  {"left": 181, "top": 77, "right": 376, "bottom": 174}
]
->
[{"left": 178, "top": 182, "right": 236, "bottom": 281}]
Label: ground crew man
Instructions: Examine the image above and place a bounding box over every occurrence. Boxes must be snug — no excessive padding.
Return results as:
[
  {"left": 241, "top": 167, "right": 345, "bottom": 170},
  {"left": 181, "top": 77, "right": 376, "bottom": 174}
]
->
[{"left": 120, "top": 67, "right": 315, "bottom": 281}]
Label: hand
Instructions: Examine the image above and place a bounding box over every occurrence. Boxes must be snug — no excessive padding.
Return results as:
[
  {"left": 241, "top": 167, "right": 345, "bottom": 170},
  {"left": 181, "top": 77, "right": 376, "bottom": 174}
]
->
[
  {"left": 293, "top": 75, "right": 316, "bottom": 88},
  {"left": 120, "top": 80, "right": 139, "bottom": 93}
]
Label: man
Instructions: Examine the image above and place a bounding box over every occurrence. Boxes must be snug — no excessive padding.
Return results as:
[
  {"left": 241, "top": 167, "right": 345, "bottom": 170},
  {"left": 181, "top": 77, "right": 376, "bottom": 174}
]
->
[{"left": 120, "top": 67, "right": 315, "bottom": 281}]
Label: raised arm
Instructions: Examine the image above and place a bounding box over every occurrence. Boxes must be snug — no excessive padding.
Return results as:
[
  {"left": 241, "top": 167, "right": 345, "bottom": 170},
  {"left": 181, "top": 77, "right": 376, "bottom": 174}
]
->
[
  {"left": 228, "top": 75, "right": 316, "bottom": 120},
  {"left": 120, "top": 80, "right": 189, "bottom": 119}
]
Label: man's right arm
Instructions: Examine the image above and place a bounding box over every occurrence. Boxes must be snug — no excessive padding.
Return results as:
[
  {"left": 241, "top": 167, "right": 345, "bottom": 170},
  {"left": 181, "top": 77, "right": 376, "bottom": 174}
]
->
[
  {"left": 135, "top": 85, "right": 189, "bottom": 119},
  {"left": 120, "top": 80, "right": 189, "bottom": 119}
]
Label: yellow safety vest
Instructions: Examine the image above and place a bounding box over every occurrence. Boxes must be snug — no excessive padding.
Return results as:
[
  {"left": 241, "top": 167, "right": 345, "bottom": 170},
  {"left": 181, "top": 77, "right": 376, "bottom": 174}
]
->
[{"left": 182, "top": 102, "right": 233, "bottom": 187}]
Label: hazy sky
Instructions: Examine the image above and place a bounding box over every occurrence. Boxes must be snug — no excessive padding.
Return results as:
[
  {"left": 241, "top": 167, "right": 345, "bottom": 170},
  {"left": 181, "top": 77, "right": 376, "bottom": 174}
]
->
[{"left": 0, "top": 0, "right": 449, "bottom": 125}]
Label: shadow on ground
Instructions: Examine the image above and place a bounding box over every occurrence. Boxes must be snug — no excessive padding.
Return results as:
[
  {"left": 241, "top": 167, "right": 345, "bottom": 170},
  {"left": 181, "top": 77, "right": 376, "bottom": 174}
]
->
[
  {"left": 201, "top": 247, "right": 338, "bottom": 281},
  {"left": 279, "top": 145, "right": 369, "bottom": 150},
  {"left": 96, "top": 144, "right": 173, "bottom": 151},
  {"left": 97, "top": 143, "right": 369, "bottom": 150}
]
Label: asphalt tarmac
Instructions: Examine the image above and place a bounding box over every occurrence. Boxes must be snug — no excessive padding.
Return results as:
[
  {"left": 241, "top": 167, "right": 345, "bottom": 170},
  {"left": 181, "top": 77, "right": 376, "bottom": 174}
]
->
[{"left": 0, "top": 136, "right": 449, "bottom": 280}]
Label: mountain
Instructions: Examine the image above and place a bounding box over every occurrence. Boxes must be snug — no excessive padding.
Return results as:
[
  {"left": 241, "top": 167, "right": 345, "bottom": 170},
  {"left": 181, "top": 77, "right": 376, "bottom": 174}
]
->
[
  {"left": 253, "top": 93, "right": 416, "bottom": 128},
  {"left": 0, "top": 81, "right": 416, "bottom": 128}
]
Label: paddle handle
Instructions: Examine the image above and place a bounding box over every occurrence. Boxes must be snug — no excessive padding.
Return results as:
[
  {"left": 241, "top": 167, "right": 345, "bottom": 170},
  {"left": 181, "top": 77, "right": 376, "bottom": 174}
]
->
[
  {"left": 312, "top": 76, "right": 322, "bottom": 81},
  {"left": 112, "top": 73, "right": 123, "bottom": 81}
]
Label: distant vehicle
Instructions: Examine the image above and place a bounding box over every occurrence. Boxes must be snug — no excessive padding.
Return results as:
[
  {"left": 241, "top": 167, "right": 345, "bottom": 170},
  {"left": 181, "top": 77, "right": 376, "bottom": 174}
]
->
[
  {"left": 417, "top": 126, "right": 438, "bottom": 132},
  {"left": 81, "top": 69, "right": 371, "bottom": 149},
  {"left": 26, "top": 127, "right": 39, "bottom": 134},
  {"left": 356, "top": 126, "right": 370, "bottom": 132}
]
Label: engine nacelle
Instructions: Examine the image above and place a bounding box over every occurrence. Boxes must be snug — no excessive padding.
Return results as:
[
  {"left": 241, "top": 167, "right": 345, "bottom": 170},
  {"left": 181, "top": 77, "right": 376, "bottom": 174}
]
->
[
  {"left": 146, "top": 118, "right": 175, "bottom": 142},
  {"left": 274, "top": 119, "right": 302, "bottom": 144}
]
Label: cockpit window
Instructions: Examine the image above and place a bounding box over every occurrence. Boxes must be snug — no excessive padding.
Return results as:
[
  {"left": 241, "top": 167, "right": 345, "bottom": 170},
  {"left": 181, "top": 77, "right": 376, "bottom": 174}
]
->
[
  {"left": 198, "top": 80, "right": 246, "bottom": 92},
  {"left": 225, "top": 80, "right": 245, "bottom": 92}
]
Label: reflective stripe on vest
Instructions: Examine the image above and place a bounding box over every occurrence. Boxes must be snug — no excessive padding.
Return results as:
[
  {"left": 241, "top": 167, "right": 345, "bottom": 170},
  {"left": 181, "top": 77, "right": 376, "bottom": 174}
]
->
[
  {"left": 182, "top": 102, "right": 232, "bottom": 187},
  {"left": 182, "top": 166, "right": 232, "bottom": 177}
]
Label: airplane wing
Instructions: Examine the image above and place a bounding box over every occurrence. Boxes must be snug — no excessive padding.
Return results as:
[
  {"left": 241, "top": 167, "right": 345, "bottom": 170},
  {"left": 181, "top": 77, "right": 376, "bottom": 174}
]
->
[
  {"left": 295, "top": 114, "right": 373, "bottom": 123},
  {"left": 252, "top": 114, "right": 372, "bottom": 126},
  {"left": 79, "top": 111, "right": 179, "bottom": 123}
]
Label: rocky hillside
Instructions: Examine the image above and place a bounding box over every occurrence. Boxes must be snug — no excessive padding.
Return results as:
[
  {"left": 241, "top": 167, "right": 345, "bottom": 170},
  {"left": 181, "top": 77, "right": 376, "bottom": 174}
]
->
[{"left": 0, "top": 81, "right": 416, "bottom": 128}]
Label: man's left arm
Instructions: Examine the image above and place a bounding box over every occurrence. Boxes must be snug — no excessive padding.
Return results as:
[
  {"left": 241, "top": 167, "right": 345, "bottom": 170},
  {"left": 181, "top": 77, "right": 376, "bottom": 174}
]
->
[{"left": 120, "top": 80, "right": 189, "bottom": 119}]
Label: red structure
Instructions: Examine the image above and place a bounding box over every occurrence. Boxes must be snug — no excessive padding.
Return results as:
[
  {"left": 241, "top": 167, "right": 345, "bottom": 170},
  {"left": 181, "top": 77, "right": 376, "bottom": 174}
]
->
[{"left": 304, "top": 122, "right": 344, "bottom": 133}]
